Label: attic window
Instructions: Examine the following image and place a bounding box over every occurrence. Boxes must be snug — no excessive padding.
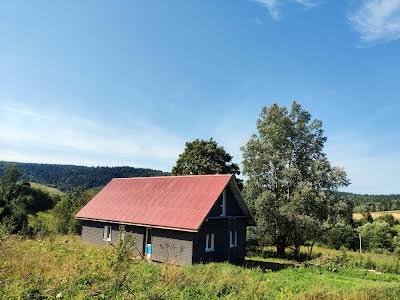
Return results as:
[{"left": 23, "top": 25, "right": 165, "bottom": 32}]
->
[
  {"left": 103, "top": 225, "right": 112, "bottom": 241},
  {"left": 220, "top": 189, "right": 226, "bottom": 216},
  {"left": 205, "top": 233, "right": 215, "bottom": 252}
]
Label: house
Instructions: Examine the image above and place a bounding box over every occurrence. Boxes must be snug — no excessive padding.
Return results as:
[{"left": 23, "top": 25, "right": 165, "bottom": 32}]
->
[{"left": 75, "top": 174, "right": 255, "bottom": 265}]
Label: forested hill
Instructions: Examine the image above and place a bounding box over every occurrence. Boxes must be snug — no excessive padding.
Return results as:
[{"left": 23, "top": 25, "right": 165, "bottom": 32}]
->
[
  {"left": 341, "top": 192, "right": 400, "bottom": 212},
  {"left": 0, "top": 161, "right": 168, "bottom": 192}
]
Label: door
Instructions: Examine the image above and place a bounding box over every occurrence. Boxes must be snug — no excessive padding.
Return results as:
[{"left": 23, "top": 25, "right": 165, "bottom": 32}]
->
[{"left": 145, "top": 228, "right": 152, "bottom": 259}]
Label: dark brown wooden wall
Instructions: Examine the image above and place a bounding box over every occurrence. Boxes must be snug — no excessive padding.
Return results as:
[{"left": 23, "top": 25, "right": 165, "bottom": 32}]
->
[
  {"left": 208, "top": 186, "right": 243, "bottom": 217},
  {"left": 81, "top": 220, "right": 145, "bottom": 255},
  {"left": 151, "top": 229, "right": 195, "bottom": 265},
  {"left": 192, "top": 218, "right": 247, "bottom": 263}
]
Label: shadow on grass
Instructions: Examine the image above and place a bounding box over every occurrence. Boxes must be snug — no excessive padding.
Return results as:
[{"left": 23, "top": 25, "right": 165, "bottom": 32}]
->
[{"left": 242, "top": 258, "right": 295, "bottom": 272}]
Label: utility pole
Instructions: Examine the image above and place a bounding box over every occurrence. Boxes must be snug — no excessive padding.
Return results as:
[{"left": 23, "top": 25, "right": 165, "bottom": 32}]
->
[{"left": 359, "top": 233, "right": 362, "bottom": 254}]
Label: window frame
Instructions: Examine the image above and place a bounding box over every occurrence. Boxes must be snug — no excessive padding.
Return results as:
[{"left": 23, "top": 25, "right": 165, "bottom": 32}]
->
[
  {"left": 205, "top": 233, "right": 215, "bottom": 252},
  {"left": 103, "top": 225, "right": 112, "bottom": 241},
  {"left": 220, "top": 189, "right": 226, "bottom": 216},
  {"left": 229, "top": 230, "right": 238, "bottom": 248}
]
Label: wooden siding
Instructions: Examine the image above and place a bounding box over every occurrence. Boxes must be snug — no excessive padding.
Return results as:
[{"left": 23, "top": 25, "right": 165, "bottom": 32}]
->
[
  {"left": 193, "top": 218, "right": 247, "bottom": 263},
  {"left": 150, "top": 229, "right": 194, "bottom": 265},
  {"left": 81, "top": 220, "right": 145, "bottom": 255},
  {"left": 208, "top": 186, "right": 244, "bottom": 217}
]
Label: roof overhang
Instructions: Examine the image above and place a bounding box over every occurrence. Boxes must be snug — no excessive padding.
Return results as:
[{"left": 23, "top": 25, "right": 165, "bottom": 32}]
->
[{"left": 76, "top": 217, "right": 199, "bottom": 232}]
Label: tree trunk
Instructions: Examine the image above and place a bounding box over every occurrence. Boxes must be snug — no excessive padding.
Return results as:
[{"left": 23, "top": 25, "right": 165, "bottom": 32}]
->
[
  {"left": 276, "top": 243, "right": 286, "bottom": 257},
  {"left": 308, "top": 239, "right": 316, "bottom": 258}
]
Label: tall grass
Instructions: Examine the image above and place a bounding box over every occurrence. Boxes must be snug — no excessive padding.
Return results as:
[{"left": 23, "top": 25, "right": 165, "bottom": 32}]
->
[{"left": 1, "top": 235, "right": 400, "bottom": 299}]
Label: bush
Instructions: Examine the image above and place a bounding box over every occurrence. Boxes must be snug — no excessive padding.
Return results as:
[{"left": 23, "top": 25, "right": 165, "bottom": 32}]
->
[
  {"left": 27, "top": 212, "right": 57, "bottom": 237},
  {"left": 376, "top": 213, "right": 398, "bottom": 227},
  {"left": 358, "top": 221, "right": 395, "bottom": 251},
  {"left": 323, "top": 222, "right": 358, "bottom": 250}
]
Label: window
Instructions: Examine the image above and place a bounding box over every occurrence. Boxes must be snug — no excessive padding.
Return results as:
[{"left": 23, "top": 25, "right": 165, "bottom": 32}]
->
[
  {"left": 229, "top": 230, "right": 238, "bottom": 248},
  {"left": 103, "top": 225, "right": 112, "bottom": 241},
  {"left": 220, "top": 189, "right": 226, "bottom": 216},
  {"left": 205, "top": 233, "right": 215, "bottom": 252}
]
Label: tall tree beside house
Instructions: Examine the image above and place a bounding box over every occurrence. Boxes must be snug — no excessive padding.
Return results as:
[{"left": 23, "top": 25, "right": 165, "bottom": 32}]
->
[
  {"left": 241, "top": 101, "right": 351, "bottom": 256},
  {"left": 172, "top": 138, "right": 243, "bottom": 189}
]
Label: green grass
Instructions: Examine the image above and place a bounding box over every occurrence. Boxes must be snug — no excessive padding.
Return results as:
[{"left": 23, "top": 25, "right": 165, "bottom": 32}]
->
[
  {"left": 29, "top": 182, "right": 65, "bottom": 196},
  {"left": 1, "top": 236, "right": 400, "bottom": 299}
]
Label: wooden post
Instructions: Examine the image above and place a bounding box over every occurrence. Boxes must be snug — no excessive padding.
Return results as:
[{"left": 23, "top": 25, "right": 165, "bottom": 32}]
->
[{"left": 359, "top": 233, "right": 362, "bottom": 254}]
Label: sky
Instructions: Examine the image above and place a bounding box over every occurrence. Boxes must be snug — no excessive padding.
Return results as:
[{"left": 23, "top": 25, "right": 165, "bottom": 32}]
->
[{"left": 0, "top": 0, "right": 399, "bottom": 194}]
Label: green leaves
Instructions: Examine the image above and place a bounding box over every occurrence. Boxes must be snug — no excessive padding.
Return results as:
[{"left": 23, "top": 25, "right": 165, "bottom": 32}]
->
[
  {"left": 242, "top": 101, "right": 351, "bottom": 255},
  {"left": 172, "top": 138, "right": 242, "bottom": 188}
]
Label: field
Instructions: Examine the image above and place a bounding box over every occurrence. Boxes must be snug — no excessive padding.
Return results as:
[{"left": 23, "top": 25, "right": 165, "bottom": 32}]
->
[
  {"left": 2, "top": 236, "right": 400, "bottom": 299},
  {"left": 353, "top": 211, "right": 400, "bottom": 220},
  {"left": 30, "top": 182, "right": 65, "bottom": 197}
]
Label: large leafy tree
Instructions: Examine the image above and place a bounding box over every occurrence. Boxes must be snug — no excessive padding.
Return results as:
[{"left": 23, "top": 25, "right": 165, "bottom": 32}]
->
[
  {"left": 241, "top": 101, "right": 351, "bottom": 256},
  {"left": 172, "top": 138, "right": 242, "bottom": 188}
]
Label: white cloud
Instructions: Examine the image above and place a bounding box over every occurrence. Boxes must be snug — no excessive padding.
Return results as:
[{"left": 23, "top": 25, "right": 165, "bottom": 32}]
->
[
  {"left": 253, "top": 0, "right": 317, "bottom": 20},
  {"left": 349, "top": 0, "right": 400, "bottom": 43},
  {"left": 0, "top": 101, "right": 185, "bottom": 171},
  {"left": 253, "top": 0, "right": 281, "bottom": 20},
  {"left": 294, "top": 0, "right": 317, "bottom": 8}
]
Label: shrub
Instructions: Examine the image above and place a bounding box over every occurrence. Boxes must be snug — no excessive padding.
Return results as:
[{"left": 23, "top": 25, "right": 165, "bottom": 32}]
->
[
  {"left": 27, "top": 212, "right": 57, "bottom": 237},
  {"left": 323, "top": 222, "right": 358, "bottom": 250},
  {"left": 358, "top": 221, "right": 395, "bottom": 251}
]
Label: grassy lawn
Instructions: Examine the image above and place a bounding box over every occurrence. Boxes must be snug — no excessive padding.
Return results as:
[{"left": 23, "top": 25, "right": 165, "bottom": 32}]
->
[
  {"left": 1, "top": 236, "right": 400, "bottom": 299},
  {"left": 29, "top": 182, "right": 65, "bottom": 197}
]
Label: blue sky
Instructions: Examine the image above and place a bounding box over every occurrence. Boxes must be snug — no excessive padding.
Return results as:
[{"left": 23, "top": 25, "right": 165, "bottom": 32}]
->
[{"left": 1, "top": 0, "right": 399, "bottom": 194}]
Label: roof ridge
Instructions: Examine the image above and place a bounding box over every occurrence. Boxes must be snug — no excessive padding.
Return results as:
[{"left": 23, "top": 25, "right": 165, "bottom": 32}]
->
[{"left": 112, "top": 174, "right": 233, "bottom": 180}]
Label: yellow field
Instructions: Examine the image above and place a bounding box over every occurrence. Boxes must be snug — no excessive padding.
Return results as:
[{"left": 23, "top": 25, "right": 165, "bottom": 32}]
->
[
  {"left": 29, "top": 182, "right": 65, "bottom": 196},
  {"left": 353, "top": 210, "right": 400, "bottom": 220}
]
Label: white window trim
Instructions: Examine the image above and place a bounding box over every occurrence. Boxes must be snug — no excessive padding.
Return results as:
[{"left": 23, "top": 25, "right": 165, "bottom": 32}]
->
[
  {"left": 205, "top": 233, "right": 215, "bottom": 252},
  {"left": 229, "top": 230, "right": 238, "bottom": 248},
  {"left": 103, "top": 225, "right": 112, "bottom": 241},
  {"left": 220, "top": 189, "right": 226, "bottom": 216}
]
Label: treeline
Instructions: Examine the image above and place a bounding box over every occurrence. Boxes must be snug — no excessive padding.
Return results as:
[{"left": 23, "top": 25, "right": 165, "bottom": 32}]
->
[
  {"left": 0, "top": 161, "right": 168, "bottom": 192},
  {"left": 342, "top": 193, "right": 400, "bottom": 213}
]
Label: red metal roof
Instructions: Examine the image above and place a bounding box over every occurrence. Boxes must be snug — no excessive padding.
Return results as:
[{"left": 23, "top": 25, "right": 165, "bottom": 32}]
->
[{"left": 75, "top": 174, "right": 233, "bottom": 231}]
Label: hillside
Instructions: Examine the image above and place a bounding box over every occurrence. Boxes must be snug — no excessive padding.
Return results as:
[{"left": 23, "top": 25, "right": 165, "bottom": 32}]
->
[
  {"left": 29, "top": 182, "right": 65, "bottom": 197},
  {"left": 0, "top": 161, "right": 168, "bottom": 192}
]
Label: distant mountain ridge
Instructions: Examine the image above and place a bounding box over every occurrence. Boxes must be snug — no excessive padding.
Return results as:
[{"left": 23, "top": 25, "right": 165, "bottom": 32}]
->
[{"left": 0, "top": 161, "right": 169, "bottom": 192}]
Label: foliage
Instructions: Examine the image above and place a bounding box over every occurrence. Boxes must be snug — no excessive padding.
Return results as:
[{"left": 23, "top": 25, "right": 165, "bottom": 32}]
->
[
  {"left": 2, "top": 235, "right": 400, "bottom": 299},
  {"left": 241, "top": 101, "right": 351, "bottom": 256},
  {"left": 52, "top": 189, "right": 93, "bottom": 234},
  {"left": 172, "top": 138, "right": 243, "bottom": 189},
  {"left": 375, "top": 213, "right": 398, "bottom": 227},
  {"left": 27, "top": 211, "right": 58, "bottom": 237},
  {"left": 358, "top": 221, "right": 396, "bottom": 252},
  {"left": 0, "top": 164, "right": 56, "bottom": 233},
  {"left": 322, "top": 222, "right": 359, "bottom": 250},
  {"left": 0, "top": 161, "right": 168, "bottom": 192},
  {"left": 347, "top": 193, "right": 400, "bottom": 213}
]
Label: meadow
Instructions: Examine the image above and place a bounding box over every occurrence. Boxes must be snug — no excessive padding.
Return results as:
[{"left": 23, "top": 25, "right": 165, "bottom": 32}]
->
[
  {"left": 353, "top": 211, "right": 400, "bottom": 221},
  {"left": 2, "top": 235, "right": 400, "bottom": 300}
]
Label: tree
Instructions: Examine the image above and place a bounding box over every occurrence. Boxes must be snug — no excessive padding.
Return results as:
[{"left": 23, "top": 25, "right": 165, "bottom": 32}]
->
[
  {"left": 172, "top": 138, "right": 242, "bottom": 188},
  {"left": 358, "top": 221, "right": 395, "bottom": 251},
  {"left": 0, "top": 164, "right": 56, "bottom": 233},
  {"left": 241, "top": 101, "right": 350, "bottom": 256},
  {"left": 53, "top": 189, "right": 92, "bottom": 234},
  {"left": 323, "top": 222, "right": 358, "bottom": 250}
]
